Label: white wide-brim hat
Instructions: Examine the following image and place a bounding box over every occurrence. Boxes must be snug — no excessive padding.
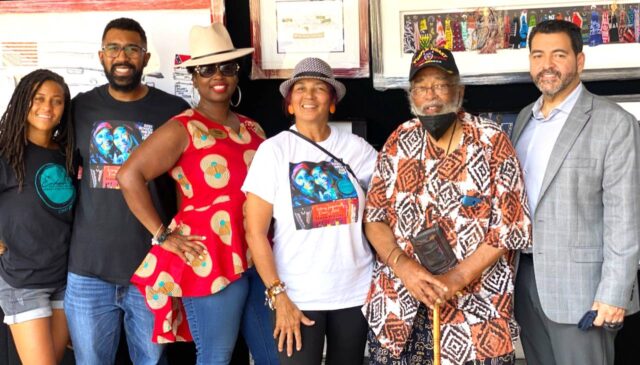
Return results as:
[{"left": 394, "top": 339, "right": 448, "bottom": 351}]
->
[
  {"left": 176, "top": 23, "right": 254, "bottom": 68},
  {"left": 279, "top": 57, "right": 346, "bottom": 102}
]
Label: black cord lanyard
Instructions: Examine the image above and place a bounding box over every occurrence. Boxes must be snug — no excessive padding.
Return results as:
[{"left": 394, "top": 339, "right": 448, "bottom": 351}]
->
[{"left": 286, "top": 129, "right": 365, "bottom": 191}]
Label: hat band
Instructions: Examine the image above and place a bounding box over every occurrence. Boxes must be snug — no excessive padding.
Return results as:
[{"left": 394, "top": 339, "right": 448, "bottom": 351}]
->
[
  {"left": 294, "top": 71, "right": 332, "bottom": 79},
  {"left": 190, "top": 48, "right": 237, "bottom": 61}
]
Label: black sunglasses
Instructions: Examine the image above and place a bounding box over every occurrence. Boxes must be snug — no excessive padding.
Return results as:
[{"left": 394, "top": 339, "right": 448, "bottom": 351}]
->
[{"left": 195, "top": 62, "right": 240, "bottom": 78}]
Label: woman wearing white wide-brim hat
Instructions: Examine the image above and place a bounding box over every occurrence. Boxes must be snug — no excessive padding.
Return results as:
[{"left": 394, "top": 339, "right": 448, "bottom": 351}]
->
[
  {"left": 117, "top": 23, "right": 277, "bottom": 365},
  {"left": 243, "top": 57, "right": 378, "bottom": 364}
]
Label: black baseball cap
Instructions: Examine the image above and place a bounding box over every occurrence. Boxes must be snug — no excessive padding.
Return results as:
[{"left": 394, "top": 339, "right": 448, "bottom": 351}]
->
[{"left": 409, "top": 47, "right": 459, "bottom": 81}]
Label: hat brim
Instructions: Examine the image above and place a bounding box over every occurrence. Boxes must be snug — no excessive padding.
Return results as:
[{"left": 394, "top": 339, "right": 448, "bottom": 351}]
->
[
  {"left": 279, "top": 76, "right": 346, "bottom": 102},
  {"left": 176, "top": 48, "right": 254, "bottom": 68}
]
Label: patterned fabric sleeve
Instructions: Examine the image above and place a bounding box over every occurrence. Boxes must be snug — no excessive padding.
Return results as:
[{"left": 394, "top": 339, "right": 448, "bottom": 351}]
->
[
  {"left": 485, "top": 129, "right": 532, "bottom": 250},
  {"left": 364, "top": 128, "right": 400, "bottom": 223}
]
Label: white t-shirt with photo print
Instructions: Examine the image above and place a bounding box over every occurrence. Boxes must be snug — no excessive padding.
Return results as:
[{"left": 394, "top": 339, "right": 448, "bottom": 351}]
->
[{"left": 242, "top": 125, "right": 377, "bottom": 310}]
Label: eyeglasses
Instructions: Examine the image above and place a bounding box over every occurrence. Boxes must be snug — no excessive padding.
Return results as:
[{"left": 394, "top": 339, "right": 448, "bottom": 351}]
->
[
  {"left": 410, "top": 84, "right": 453, "bottom": 97},
  {"left": 195, "top": 62, "right": 240, "bottom": 78},
  {"left": 102, "top": 44, "right": 146, "bottom": 58}
]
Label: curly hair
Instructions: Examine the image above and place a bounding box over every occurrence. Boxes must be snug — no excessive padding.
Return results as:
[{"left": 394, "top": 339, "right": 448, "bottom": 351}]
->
[{"left": 0, "top": 69, "right": 74, "bottom": 189}]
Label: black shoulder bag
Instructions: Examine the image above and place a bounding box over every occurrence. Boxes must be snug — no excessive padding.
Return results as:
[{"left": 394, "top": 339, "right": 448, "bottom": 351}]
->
[{"left": 286, "top": 129, "right": 365, "bottom": 190}]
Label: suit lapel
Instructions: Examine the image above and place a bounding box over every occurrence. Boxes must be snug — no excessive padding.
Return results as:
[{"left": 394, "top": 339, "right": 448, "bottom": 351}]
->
[
  {"left": 537, "top": 90, "right": 593, "bottom": 202},
  {"left": 512, "top": 104, "right": 534, "bottom": 144}
]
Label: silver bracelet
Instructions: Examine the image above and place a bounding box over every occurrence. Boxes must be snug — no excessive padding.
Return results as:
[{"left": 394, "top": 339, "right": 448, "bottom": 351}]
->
[{"left": 151, "top": 227, "right": 172, "bottom": 246}]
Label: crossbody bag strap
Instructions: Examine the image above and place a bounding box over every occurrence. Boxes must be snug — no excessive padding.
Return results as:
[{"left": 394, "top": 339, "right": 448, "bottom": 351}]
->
[{"left": 286, "top": 129, "right": 363, "bottom": 190}]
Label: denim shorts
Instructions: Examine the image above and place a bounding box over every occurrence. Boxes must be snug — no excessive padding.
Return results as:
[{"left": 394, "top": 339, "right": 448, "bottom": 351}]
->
[{"left": 0, "top": 274, "right": 65, "bottom": 325}]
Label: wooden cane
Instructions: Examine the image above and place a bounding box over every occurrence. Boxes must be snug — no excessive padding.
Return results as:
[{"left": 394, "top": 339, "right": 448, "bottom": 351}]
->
[{"left": 433, "top": 303, "right": 441, "bottom": 365}]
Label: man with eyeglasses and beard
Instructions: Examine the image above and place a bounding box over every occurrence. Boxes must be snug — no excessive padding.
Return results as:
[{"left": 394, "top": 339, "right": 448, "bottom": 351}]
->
[
  {"left": 363, "top": 47, "right": 531, "bottom": 365},
  {"left": 512, "top": 19, "right": 640, "bottom": 365},
  {"left": 65, "top": 17, "right": 188, "bottom": 364}
]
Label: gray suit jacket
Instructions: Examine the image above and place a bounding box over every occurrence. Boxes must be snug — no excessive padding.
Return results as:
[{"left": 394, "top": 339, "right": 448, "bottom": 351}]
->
[{"left": 513, "top": 87, "right": 640, "bottom": 324}]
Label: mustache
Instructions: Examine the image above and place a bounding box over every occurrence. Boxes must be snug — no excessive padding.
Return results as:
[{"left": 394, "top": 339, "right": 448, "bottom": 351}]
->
[
  {"left": 535, "top": 69, "right": 561, "bottom": 81},
  {"left": 418, "top": 102, "right": 445, "bottom": 113},
  {"left": 109, "top": 62, "right": 135, "bottom": 73}
]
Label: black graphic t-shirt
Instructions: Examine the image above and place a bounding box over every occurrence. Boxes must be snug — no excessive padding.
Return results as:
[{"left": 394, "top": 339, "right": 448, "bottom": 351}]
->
[
  {"left": 0, "top": 143, "right": 76, "bottom": 288},
  {"left": 70, "top": 85, "right": 189, "bottom": 285}
]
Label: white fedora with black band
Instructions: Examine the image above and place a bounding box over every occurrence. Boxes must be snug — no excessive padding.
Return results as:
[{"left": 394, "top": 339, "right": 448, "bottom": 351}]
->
[
  {"left": 279, "top": 57, "right": 346, "bottom": 102},
  {"left": 177, "top": 23, "right": 254, "bottom": 68}
]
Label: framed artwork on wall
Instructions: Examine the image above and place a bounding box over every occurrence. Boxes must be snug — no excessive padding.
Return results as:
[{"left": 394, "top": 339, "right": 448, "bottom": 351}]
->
[
  {"left": 371, "top": 0, "right": 640, "bottom": 89},
  {"left": 0, "top": 0, "right": 210, "bottom": 12},
  {"left": 249, "top": 0, "right": 369, "bottom": 79},
  {"left": 0, "top": 0, "right": 213, "bottom": 112},
  {"left": 476, "top": 112, "right": 519, "bottom": 139}
]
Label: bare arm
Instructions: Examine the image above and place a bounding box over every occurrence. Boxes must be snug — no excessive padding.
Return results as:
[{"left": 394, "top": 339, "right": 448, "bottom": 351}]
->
[
  {"left": 117, "top": 119, "right": 204, "bottom": 262},
  {"left": 365, "top": 221, "right": 448, "bottom": 308},
  {"left": 245, "top": 192, "right": 314, "bottom": 357}
]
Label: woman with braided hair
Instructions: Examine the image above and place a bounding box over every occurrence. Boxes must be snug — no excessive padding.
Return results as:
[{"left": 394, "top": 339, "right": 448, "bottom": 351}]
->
[{"left": 0, "top": 69, "right": 76, "bottom": 365}]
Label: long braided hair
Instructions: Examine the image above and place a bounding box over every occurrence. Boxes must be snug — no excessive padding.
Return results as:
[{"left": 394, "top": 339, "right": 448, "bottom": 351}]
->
[{"left": 0, "top": 69, "right": 75, "bottom": 189}]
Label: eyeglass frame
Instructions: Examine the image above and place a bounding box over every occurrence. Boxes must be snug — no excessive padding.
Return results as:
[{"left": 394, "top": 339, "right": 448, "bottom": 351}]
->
[
  {"left": 409, "top": 83, "right": 455, "bottom": 97},
  {"left": 101, "top": 43, "right": 147, "bottom": 58},
  {"left": 194, "top": 62, "right": 240, "bottom": 78}
]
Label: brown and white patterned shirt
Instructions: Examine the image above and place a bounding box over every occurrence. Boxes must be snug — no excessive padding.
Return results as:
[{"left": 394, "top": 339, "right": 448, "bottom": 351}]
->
[{"left": 363, "top": 113, "right": 532, "bottom": 364}]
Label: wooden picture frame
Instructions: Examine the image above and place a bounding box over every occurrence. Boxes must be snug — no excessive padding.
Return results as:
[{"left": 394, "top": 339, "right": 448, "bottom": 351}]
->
[{"left": 249, "top": 0, "right": 369, "bottom": 79}]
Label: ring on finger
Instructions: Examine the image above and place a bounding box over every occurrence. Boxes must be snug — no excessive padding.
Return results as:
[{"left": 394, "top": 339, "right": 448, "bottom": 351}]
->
[{"left": 603, "top": 321, "right": 623, "bottom": 330}]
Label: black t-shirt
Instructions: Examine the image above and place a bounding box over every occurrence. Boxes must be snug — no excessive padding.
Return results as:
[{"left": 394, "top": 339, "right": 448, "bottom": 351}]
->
[
  {"left": 69, "top": 85, "right": 189, "bottom": 285},
  {"left": 0, "top": 143, "right": 76, "bottom": 288}
]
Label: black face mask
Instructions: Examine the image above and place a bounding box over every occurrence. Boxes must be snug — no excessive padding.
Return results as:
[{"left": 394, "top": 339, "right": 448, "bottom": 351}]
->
[{"left": 418, "top": 112, "right": 457, "bottom": 140}]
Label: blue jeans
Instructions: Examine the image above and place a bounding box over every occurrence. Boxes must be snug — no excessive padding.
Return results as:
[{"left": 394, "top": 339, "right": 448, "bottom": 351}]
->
[
  {"left": 64, "top": 272, "right": 164, "bottom": 365},
  {"left": 241, "top": 267, "right": 279, "bottom": 364},
  {"left": 182, "top": 274, "right": 249, "bottom": 365}
]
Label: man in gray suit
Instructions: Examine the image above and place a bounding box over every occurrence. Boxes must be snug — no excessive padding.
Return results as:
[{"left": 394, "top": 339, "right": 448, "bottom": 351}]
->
[{"left": 513, "top": 19, "right": 640, "bottom": 365}]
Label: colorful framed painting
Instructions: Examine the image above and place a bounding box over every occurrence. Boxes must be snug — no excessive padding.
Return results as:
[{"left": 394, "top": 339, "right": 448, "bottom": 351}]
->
[{"left": 371, "top": 0, "right": 640, "bottom": 89}]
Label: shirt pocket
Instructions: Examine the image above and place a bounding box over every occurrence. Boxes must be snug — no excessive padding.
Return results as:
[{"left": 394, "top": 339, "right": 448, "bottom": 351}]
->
[{"left": 458, "top": 194, "right": 491, "bottom": 220}]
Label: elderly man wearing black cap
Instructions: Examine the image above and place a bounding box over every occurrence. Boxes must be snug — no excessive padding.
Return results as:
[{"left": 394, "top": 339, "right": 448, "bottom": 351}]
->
[{"left": 361, "top": 47, "right": 532, "bottom": 365}]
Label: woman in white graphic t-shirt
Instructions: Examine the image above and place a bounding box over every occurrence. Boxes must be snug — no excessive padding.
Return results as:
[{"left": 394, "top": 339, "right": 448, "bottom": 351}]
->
[{"left": 243, "top": 57, "right": 378, "bottom": 365}]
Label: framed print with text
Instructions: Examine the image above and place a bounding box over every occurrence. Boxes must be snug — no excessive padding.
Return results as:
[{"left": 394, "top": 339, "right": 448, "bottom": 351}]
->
[
  {"left": 371, "top": 0, "right": 640, "bottom": 89},
  {"left": 249, "top": 0, "right": 369, "bottom": 79}
]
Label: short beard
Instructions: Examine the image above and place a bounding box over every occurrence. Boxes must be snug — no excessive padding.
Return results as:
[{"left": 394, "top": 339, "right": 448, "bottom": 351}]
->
[
  {"left": 533, "top": 69, "right": 577, "bottom": 98},
  {"left": 104, "top": 63, "right": 144, "bottom": 92}
]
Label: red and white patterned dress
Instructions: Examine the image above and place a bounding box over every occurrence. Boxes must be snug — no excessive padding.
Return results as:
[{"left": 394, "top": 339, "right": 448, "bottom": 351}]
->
[
  {"left": 363, "top": 113, "right": 532, "bottom": 364},
  {"left": 131, "top": 109, "right": 265, "bottom": 343}
]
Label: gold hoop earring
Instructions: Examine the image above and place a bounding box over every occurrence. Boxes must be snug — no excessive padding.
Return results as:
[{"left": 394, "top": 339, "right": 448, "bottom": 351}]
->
[
  {"left": 287, "top": 105, "right": 294, "bottom": 115},
  {"left": 329, "top": 104, "right": 336, "bottom": 114}
]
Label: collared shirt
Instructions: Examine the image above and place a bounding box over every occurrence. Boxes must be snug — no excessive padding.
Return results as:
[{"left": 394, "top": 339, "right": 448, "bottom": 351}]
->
[
  {"left": 363, "top": 113, "right": 532, "bottom": 364},
  {"left": 515, "top": 83, "right": 583, "bottom": 218}
]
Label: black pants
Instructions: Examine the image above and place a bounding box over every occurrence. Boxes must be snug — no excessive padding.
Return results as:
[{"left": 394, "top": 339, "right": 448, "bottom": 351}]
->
[
  {"left": 515, "top": 254, "right": 616, "bottom": 365},
  {"left": 614, "top": 270, "right": 640, "bottom": 365},
  {"left": 278, "top": 306, "right": 367, "bottom": 365}
]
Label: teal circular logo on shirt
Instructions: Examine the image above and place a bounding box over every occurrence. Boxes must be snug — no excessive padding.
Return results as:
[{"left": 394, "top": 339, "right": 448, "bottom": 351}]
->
[{"left": 35, "top": 163, "right": 75, "bottom": 213}]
